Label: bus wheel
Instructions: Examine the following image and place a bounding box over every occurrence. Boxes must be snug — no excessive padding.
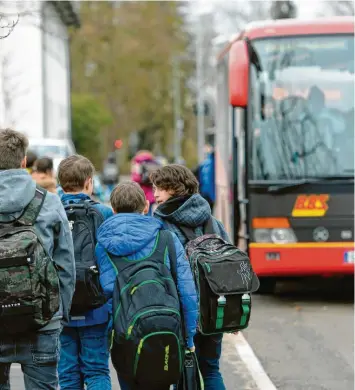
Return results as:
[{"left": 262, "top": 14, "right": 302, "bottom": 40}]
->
[{"left": 257, "top": 278, "right": 276, "bottom": 294}]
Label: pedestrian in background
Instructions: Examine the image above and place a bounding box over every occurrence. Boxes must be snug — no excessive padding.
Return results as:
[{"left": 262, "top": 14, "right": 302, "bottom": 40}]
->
[
  {"left": 198, "top": 145, "right": 216, "bottom": 213},
  {"left": 32, "top": 156, "right": 57, "bottom": 193},
  {"left": 25, "top": 149, "right": 38, "bottom": 174},
  {"left": 131, "top": 150, "right": 161, "bottom": 215}
]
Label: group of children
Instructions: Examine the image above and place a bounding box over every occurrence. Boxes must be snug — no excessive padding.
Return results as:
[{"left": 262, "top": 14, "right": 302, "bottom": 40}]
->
[{"left": 56, "top": 155, "right": 230, "bottom": 390}]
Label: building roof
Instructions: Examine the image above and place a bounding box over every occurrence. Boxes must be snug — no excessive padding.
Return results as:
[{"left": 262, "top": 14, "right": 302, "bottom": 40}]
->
[{"left": 50, "top": 1, "right": 80, "bottom": 28}]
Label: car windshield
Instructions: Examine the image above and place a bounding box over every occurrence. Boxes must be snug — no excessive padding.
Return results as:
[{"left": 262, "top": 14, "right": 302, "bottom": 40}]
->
[
  {"left": 29, "top": 145, "right": 70, "bottom": 159},
  {"left": 249, "top": 34, "right": 354, "bottom": 180}
]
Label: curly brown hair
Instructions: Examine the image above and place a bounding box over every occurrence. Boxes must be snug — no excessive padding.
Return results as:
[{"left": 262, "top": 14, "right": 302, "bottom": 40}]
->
[{"left": 150, "top": 164, "right": 199, "bottom": 197}]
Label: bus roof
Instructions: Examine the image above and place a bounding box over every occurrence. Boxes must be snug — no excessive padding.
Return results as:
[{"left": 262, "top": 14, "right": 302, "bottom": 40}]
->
[{"left": 217, "top": 16, "right": 354, "bottom": 61}]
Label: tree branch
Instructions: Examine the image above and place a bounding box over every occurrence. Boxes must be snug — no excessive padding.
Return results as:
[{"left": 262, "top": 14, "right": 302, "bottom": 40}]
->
[{"left": 0, "top": 12, "right": 19, "bottom": 39}]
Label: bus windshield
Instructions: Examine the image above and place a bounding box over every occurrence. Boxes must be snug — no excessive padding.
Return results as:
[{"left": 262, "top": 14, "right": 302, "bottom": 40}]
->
[{"left": 249, "top": 34, "right": 354, "bottom": 180}]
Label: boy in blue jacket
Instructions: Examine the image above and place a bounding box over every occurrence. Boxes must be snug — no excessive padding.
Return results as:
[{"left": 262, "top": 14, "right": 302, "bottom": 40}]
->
[
  {"left": 95, "top": 181, "right": 198, "bottom": 390},
  {"left": 58, "top": 155, "right": 113, "bottom": 390},
  {"left": 151, "top": 164, "right": 230, "bottom": 390}
]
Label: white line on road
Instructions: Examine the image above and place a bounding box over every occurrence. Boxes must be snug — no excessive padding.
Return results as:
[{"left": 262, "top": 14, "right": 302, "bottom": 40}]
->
[{"left": 235, "top": 333, "right": 277, "bottom": 390}]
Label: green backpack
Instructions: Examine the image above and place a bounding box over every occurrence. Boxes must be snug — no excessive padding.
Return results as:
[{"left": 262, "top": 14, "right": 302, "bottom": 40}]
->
[{"left": 0, "top": 186, "right": 60, "bottom": 334}]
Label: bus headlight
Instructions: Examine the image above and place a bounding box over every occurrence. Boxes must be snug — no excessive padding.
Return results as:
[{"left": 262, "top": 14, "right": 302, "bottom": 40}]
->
[
  {"left": 254, "top": 229, "right": 272, "bottom": 243},
  {"left": 254, "top": 228, "right": 297, "bottom": 244},
  {"left": 271, "top": 228, "right": 297, "bottom": 244}
]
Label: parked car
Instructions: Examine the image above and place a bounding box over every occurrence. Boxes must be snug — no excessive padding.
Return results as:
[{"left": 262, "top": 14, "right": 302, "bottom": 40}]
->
[{"left": 28, "top": 138, "right": 76, "bottom": 174}]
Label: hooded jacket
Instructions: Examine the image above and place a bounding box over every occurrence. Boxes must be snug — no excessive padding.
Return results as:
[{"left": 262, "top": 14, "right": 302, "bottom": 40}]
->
[
  {"left": 154, "top": 194, "right": 230, "bottom": 247},
  {"left": 0, "top": 169, "right": 75, "bottom": 330},
  {"left": 95, "top": 213, "right": 198, "bottom": 348},
  {"left": 60, "top": 193, "right": 113, "bottom": 327}
]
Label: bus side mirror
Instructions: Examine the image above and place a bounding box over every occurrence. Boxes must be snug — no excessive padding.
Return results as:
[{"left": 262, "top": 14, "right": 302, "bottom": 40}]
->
[{"left": 229, "top": 40, "right": 249, "bottom": 108}]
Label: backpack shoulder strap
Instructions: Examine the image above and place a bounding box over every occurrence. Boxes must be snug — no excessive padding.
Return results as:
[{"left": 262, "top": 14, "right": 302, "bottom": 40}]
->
[
  {"left": 150, "top": 230, "right": 169, "bottom": 263},
  {"left": 161, "top": 230, "right": 178, "bottom": 285},
  {"left": 161, "top": 230, "right": 187, "bottom": 339},
  {"left": 178, "top": 225, "right": 197, "bottom": 242},
  {"left": 203, "top": 217, "right": 215, "bottom": 235},
  {"left": 17, "top": 185, "right": 47, "bottom": 226},
  {"left": 86, "top": 201, "right": 105, "bottom": 228}
]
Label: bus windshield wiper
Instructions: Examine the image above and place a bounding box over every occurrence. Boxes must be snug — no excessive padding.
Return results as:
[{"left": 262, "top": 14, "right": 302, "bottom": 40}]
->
[{"left": 268, "top": 175, "right": 354, "bottom": 193}]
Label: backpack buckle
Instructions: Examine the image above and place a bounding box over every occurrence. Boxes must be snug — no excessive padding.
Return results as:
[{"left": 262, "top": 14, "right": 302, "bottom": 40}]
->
[
  {"left": 217, "top": 295, "right": 226, "bottom": 306},
  {"left": 242, "top": 294, "right": 250, "bottom": 304}
]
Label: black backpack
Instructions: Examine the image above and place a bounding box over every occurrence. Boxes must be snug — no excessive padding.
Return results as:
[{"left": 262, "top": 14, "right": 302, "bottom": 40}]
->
[
  {"left": 0, "top": 186, "right": 60, "bottom": 334},
  {"left": 179, "top": 218, "right": 260, "bottom": 335},
  {"left": 64, "top": 200, "right": 107, "bottom": 316},
  {"left": 108, "top": 230, "right": 184, "bottom": 388}
]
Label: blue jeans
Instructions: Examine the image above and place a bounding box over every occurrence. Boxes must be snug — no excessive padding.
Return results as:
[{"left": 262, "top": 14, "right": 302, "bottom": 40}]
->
[
  {"left": 58, "top": 323, "right": 111, "bottom": 390},
  {"left": 118, "top": 377, "right": 169, "bottom": 390},
  {"left": 195, "top": 334, "right": 225, "bottom": 390},
  {"left": 0, "top": 328, "right": 61, "bottom": 390}
]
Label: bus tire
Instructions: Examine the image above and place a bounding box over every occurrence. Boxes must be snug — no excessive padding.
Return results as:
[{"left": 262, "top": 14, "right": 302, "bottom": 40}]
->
[{"left": 257, "top": 277, "right": 276, "bottom": 294}]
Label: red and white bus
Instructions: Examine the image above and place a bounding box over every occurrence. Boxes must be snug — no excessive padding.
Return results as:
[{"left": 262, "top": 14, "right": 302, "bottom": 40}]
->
[{"left": 214, "top": 17, "right": 354, "bottom": 292}]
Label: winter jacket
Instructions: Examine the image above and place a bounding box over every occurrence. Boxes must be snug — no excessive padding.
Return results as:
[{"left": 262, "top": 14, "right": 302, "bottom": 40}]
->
[
  {"left": 95, "top": 213, "right": 198, "bottom": 348},
  {"left": 60, "top": 193, "right": 113, "bottom": 327},
  {"left": 154, "top": 194, "right": 230, "bottom": 247},
  {"left": 131, "top": 152, "right": 156, "bottom": 204},
  {"left": 0, "top": 169, "right": 75, "bottom": 330}
]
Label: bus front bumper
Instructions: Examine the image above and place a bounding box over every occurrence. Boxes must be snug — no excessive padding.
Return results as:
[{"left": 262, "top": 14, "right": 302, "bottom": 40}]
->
[{"left": 249, "top": 242, "right": 355, "bottom": 277}]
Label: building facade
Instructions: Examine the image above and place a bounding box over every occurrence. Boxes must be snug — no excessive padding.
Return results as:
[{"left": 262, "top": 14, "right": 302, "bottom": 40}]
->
[{"left": 0, "top": 1, "right": 79, "bottom": 139}]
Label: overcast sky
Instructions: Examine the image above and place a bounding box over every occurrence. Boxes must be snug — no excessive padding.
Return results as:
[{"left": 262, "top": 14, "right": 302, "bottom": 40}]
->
[{"left": 188, "top": 0, "right": 325, "bottom": 35}]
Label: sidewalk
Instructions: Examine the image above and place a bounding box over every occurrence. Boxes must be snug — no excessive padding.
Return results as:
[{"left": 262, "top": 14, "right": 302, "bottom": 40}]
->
[{"left": 10, "top": 335, "right": 259, "bottom": 389}]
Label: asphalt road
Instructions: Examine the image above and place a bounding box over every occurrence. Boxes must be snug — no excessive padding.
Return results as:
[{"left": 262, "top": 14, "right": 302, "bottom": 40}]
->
[{"left": 243, "top": 278, "right": 354, "bottom": 390}]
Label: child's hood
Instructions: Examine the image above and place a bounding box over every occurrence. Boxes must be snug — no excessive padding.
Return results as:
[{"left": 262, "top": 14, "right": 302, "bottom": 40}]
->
[
  {"left": 97, "top": 213, "right": 163, "bottom": 257},
  {"left": 154, "top": 193, "right": 211, "bottom": 228}
]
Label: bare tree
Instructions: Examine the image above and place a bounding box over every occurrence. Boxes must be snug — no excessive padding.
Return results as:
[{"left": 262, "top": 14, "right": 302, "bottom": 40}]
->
[
  {"left": 323, "top": 0, "right": 354, "bottom": 16},
  {"left": 0, "top": 12, "right": 19, "bottom": 39}
]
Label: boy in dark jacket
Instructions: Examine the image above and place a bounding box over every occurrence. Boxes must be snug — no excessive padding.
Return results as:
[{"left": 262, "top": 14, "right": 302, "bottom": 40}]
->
[
  {"left": 151, "top": 164, "right": 229, "bottom": 390},
  {"left": 57, "top": 155, "right": 113, "bottom": 390},
  {"left": 95, "top": 181, "right": 198, "bottom": 390}
]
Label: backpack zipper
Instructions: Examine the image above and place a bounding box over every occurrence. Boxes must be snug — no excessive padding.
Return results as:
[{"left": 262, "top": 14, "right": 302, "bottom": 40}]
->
[
  {"left": 126, "top": 308, "right": 180, "bottom": 339},
  {"left": 114, "top": 277, "right": 174, "bottom": 320},
  {"left": 130, "top": 280, "right": 164, "bottom": 295}
]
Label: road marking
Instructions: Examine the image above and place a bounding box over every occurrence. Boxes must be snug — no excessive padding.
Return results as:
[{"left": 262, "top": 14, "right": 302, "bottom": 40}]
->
[{"left": 235, "top": 333, "right": 277, "bottom": 390}]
